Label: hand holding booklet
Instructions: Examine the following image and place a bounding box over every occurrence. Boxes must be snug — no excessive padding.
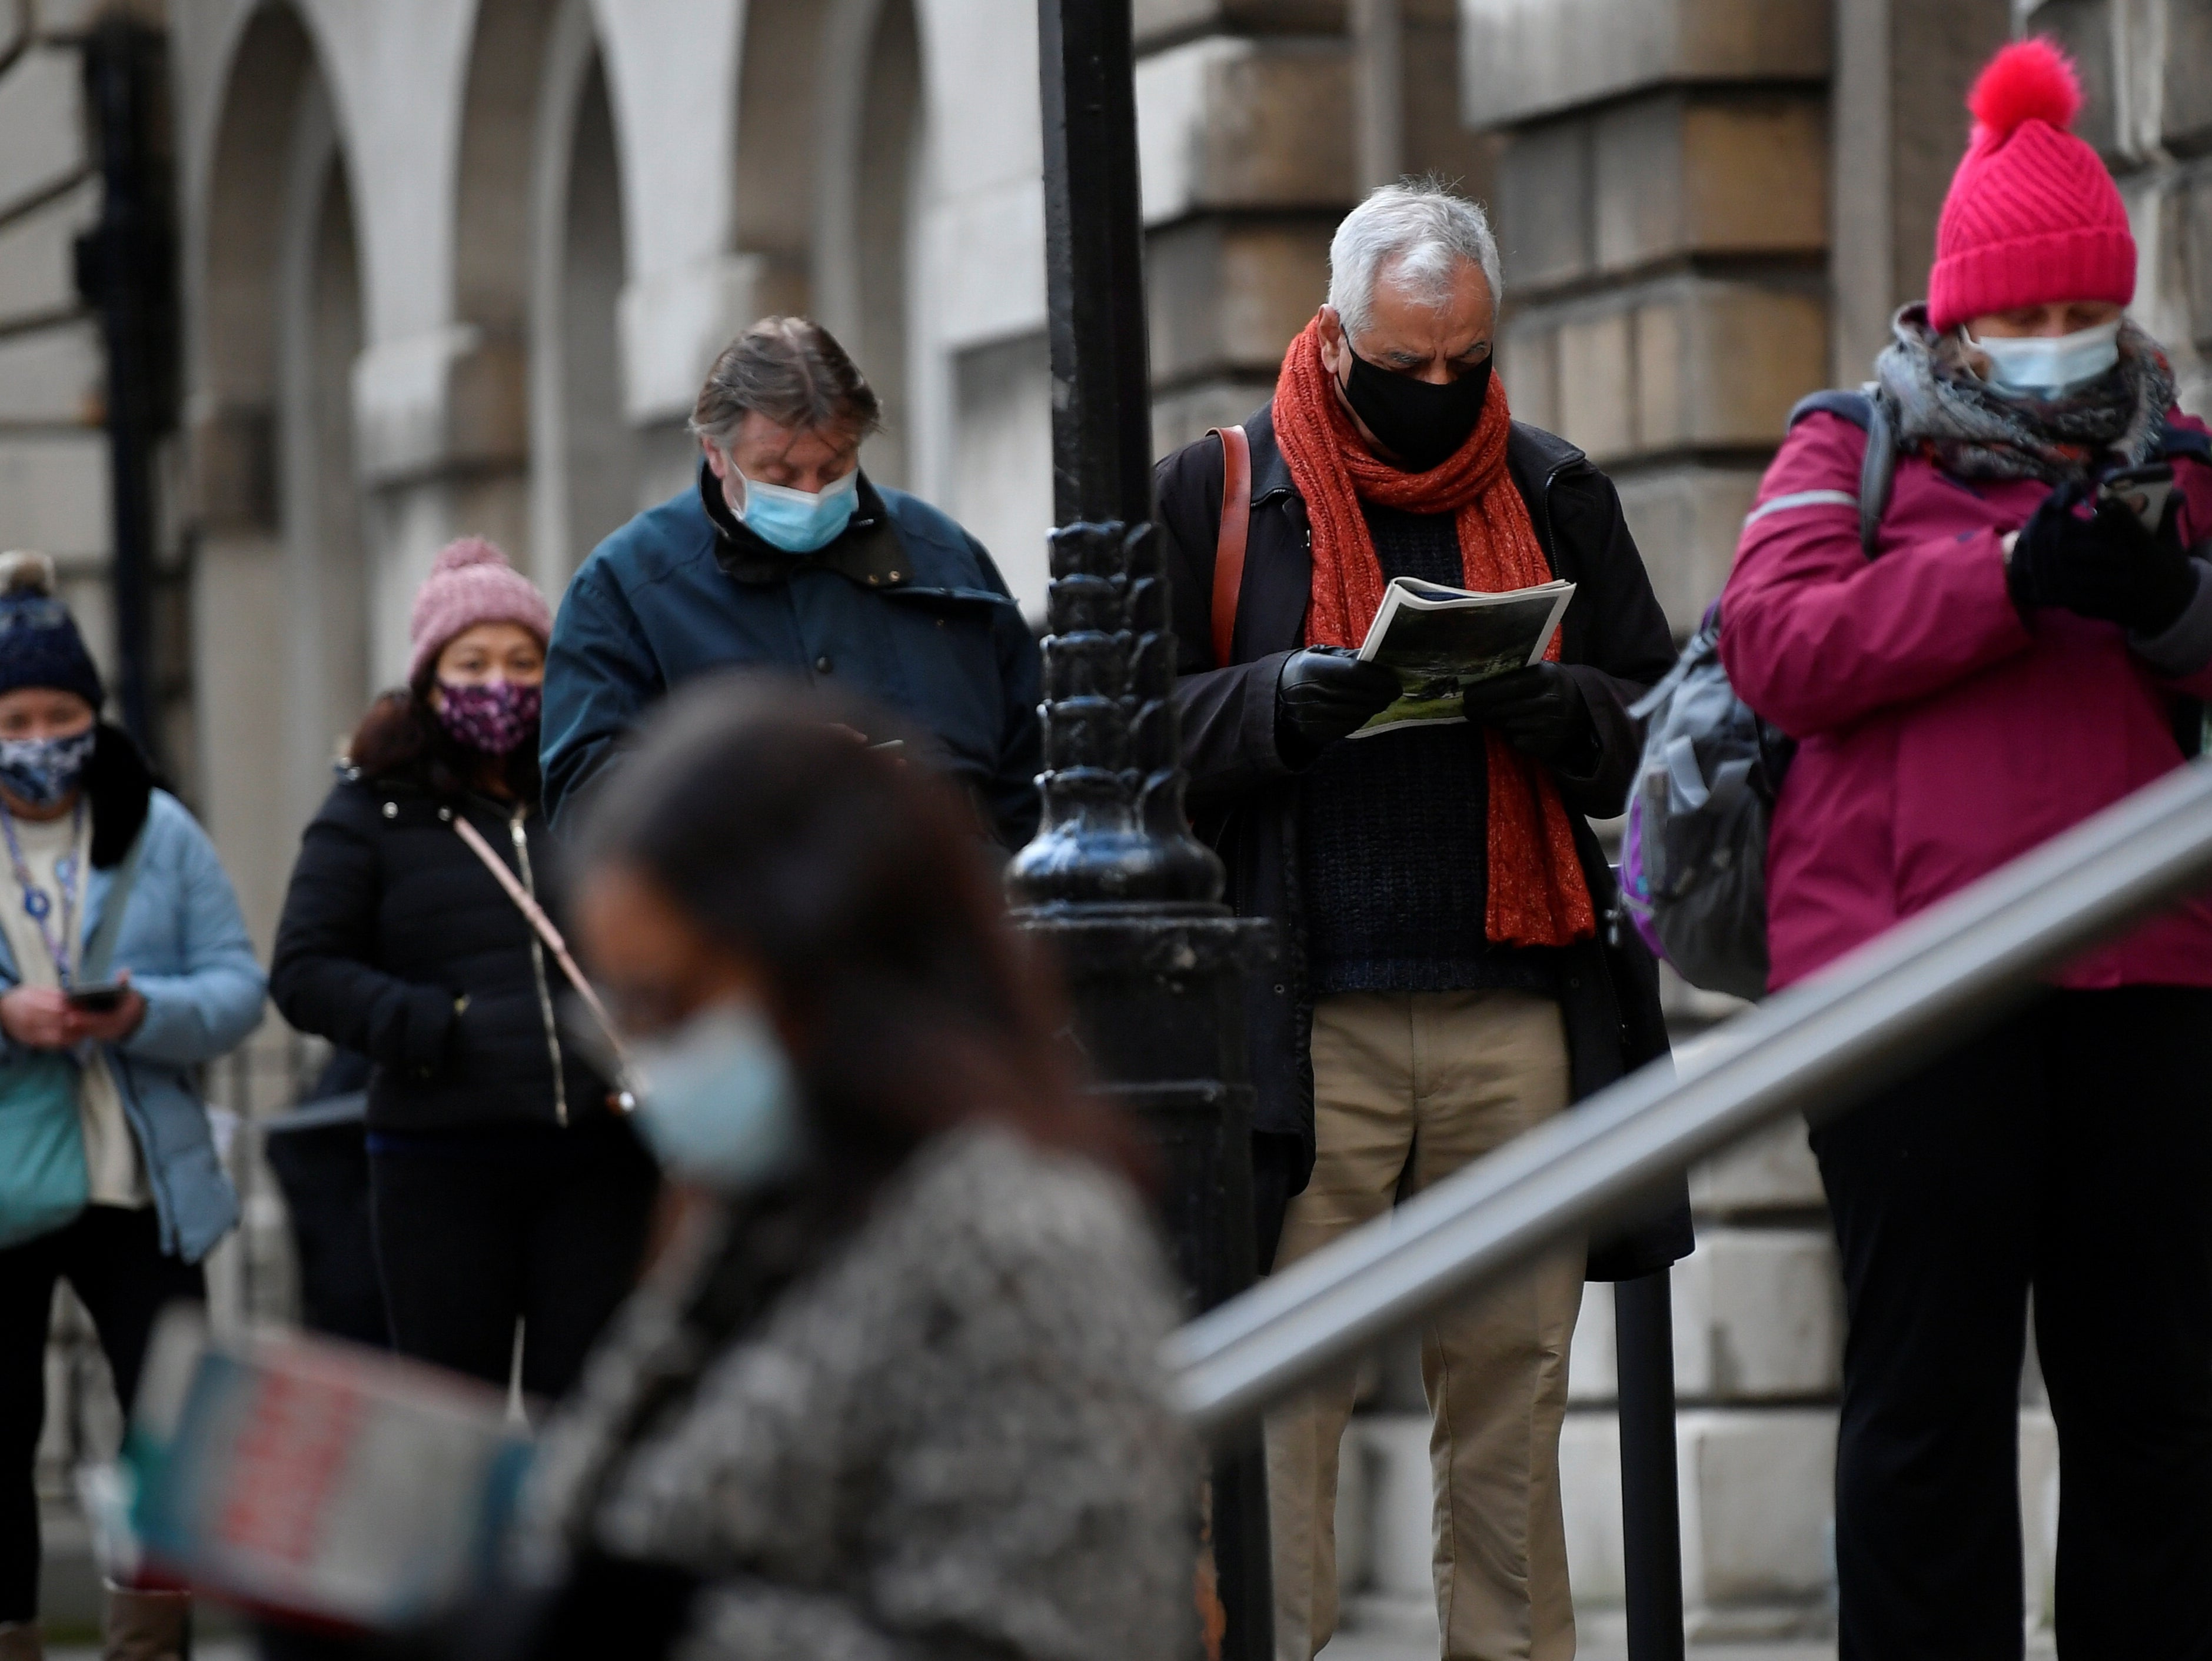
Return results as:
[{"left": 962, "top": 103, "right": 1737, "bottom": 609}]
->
[{"left": 1351, "top": 575, "right": 1576, "bottom": 735}]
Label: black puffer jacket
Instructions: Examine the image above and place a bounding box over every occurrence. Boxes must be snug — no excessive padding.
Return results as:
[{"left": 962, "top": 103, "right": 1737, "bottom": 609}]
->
[{"left": 270, "top": 771, "right": 608, "bottom": 1131}]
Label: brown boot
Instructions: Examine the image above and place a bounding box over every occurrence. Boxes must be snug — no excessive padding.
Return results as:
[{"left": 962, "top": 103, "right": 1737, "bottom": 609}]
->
[
  {"left": 102, "top": 1584, "right": 189, "bottom": 1661},
  {"left": 0, "top": 1622, "right": 45, "bottom": 1661}
]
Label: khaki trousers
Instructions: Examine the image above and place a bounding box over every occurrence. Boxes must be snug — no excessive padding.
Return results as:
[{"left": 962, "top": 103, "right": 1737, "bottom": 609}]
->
[{"left": 1265, "top": 990, "right": 1584, "bottom": 1661}]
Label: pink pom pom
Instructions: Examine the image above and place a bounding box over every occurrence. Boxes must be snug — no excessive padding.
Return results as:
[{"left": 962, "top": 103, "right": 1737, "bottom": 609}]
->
[
  {"left": 430, "top": 535, "right": 510, "bottom": 575},
  {"left": 1968, "top": 38, "right": 2083, "bottom": 139}
]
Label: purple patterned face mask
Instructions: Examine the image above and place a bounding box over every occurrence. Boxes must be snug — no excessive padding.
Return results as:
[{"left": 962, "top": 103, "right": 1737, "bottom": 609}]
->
[{"left": 434, "top": 680, "right": 542, "bottom": 756}]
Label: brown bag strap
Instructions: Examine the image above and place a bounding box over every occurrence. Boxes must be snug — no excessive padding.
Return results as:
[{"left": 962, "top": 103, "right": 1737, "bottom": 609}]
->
[{"left": 1208, "top": 424, "right": 1252, "bottom": 667}]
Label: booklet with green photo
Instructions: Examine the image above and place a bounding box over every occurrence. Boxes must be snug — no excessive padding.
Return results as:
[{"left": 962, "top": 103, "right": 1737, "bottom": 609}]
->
[{"left": 1351, "top": 575, "right": 1576, "bottom": 737}]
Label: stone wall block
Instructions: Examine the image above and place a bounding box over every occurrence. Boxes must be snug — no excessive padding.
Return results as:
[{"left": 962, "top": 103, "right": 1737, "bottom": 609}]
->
[
  {"left": 351, "top": 326, "right": 528, "bottom": 488},
  {"left": 1136, "top": 37, "right": 1353, "bottom": 227},
  {"left": 1670, "top": 1227, "right": 1844, "bottom": 1400},
  {"left": 1642, "top": 279, "right": 1830, "bottom": 452},
  {"left": 1611, "top": 462, "right": 1760, "bottom": 629},
  {"left": 2024, "top": 1, "right": 2118, "bottom": 158},
  {"left": 1147, "top": 217, "right": 1329, "bottom": 388},
  {"left": 2164, "top": 0, "right": 2212, "bottom": 152},
  {"left": 1151, "top": 377, "right": 1278, "bottom": 462},
  {"left": 0, "top": 45, "right": 86, "bottom": 223},
  {"left": 2178, "top": 168, "right": 2212, "bottom": 354},
  {"left": 616, "top": 253, "right": 806, "bottom": 428},
  {"left": 1689, "top": 1115, "right": 1827, "bottom": 1214},
  {"left": 0, "top": 430, "right": 106, "bottom": 554},
  {"left": 1461, "top": 0, "right": 1829, "bottom": 129},
  {"left": 1496, "top": 317, "right": 1559, "bottom": 434},
  {"left": 1676, "top": 1408, "right": 1837, "bottom": 1623},
  {"left": 1495, "top": 116, "right": 1592, "bottom": 291},
  {"left": 0, "top": 316, "right": 100, "bottom": 424},
  {"left": 1595, "top": 94, "right": 1828, "bottom": 272},
  {"left": 1553, "top": 306, "right": 1633, "bottom": 462},
  {"left": 1135, "top": 0, "right": 1346, "bottom": 50}
]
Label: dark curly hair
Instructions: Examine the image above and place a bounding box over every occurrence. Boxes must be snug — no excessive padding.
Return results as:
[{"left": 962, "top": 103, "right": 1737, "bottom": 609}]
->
[{"left": 346, "top": 687, "right": 541, "bottom": 803}]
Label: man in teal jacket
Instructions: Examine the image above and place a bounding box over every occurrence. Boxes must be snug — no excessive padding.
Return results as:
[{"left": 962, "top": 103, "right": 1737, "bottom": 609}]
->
[{"left": 541, "top": 318, "right": 1042, "bottom": 847}]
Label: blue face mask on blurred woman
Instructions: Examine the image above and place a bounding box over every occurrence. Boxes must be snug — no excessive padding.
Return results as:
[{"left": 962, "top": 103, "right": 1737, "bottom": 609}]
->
[
  {"left": 628, "top": 999, "right": 806, "bottom": 1188},
  {"left": 736, "top": 468, "right": 860, "bottom": 555}
]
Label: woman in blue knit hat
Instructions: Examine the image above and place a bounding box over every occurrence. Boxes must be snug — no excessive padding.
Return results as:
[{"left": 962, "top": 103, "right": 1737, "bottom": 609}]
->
[{"left": 0, "top": 553, "right": 265, "bottom": 1661}]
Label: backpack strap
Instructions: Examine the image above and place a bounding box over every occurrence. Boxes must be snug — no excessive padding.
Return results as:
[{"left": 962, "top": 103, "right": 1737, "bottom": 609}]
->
[
  {"left": 2156, "top": 419, "right": 2212, "bottom": 465},
  {"left": 1784, "top": 387, "right": 1894, "bottom": 558},
  {"left": 1208, "top": 424, "right": 1252, "bottom": 667}
]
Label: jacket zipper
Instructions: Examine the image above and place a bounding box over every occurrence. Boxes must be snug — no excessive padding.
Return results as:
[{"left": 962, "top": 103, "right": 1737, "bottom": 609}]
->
[{"left": 507, "top": 805, "right": 569, "bottom": 1127}]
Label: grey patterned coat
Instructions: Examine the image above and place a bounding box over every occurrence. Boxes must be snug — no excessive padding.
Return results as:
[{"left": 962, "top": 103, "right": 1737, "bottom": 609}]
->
[{"left": 513, "top": 1126, "right": 1198, "bottom": 1661}]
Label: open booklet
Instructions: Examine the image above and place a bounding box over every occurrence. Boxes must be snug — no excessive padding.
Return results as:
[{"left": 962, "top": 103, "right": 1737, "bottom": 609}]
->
[{"left": 1351, "top": 575, "right": 1576, "bottom": 736}]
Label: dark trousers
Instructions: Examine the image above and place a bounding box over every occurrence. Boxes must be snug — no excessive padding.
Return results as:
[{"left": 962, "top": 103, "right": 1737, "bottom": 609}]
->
[
  {"left": 0, "top": 1206, "right": 204, "bottom": 1622},
  {"left": 1810, "top": 986, "right": 2212, "bottom": 1661},
  {"left": 368, "top": 1117, "right": 657, "bottom": 1401}
]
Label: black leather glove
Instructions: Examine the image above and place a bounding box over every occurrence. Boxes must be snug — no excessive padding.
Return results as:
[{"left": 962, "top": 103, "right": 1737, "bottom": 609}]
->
[
  {"left": 1461, "top": 662, "right": 1595, "bottom": 767},
  {"left": 1275, "top": 647, "right": 1402, "bottom": 756},
  {"left": 2007, "top": 481, "right": 2198, "bottom": 635}
]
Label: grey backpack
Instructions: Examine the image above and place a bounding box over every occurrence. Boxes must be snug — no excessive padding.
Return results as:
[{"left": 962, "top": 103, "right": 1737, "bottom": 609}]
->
[{"left": 1617, "top": 390, "right": 1892, "bottom": 1000}]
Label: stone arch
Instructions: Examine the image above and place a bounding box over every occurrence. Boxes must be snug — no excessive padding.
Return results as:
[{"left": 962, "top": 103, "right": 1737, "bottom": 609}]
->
[
  {"left": 191, "top": 4, "right": 367, "bottom": 940},
  {"left": 814, "top": 0, "right": 923, "bottom": 490},
  {"left": 528, "top": 0, "right": 634, "bottom": 585}
]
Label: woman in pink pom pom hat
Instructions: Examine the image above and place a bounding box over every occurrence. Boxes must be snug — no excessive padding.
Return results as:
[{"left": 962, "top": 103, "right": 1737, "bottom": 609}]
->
[
  {"left": 267, "top": 537, "right": 658, "bottom": 1407},
  {"left": 1721, "top": 37, "right": 2212, "bottom": 1657}
]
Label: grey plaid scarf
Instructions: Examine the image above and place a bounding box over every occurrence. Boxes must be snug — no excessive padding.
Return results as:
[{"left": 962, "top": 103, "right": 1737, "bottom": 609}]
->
[{"left": 1872, "top": 303, "right": 2174, "bottom": 484}]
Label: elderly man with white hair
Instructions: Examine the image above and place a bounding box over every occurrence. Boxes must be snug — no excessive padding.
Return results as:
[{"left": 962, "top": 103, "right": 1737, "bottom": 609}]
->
[{"left": 1156, "top": 181, "right": 1691, "bottom": 1660}]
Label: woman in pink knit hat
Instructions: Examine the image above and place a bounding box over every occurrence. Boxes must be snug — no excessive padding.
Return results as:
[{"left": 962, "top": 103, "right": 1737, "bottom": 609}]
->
[
  {"left": 1721, "top": 39, "right": 2212, "bottom": 1657},
  {"left": 266, "top": 538, "right": 657, "bottom": 1409}
]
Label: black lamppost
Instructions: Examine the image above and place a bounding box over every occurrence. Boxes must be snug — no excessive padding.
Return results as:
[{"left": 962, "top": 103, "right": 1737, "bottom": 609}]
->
[
  {"left": 76, "top": 15, "right": 173, "bottom": 765},
  {"left": 1008, "top": 4, "right": 1274, "bottom": 1657}
]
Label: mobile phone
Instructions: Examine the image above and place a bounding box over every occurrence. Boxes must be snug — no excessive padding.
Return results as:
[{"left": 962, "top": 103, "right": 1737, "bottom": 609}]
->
[
  {"left": 68, "top": 981, "right": 128, "bottom": 1013},
  {"left": 2099, "top": 464, "right": 2174, "bottom": 533}
]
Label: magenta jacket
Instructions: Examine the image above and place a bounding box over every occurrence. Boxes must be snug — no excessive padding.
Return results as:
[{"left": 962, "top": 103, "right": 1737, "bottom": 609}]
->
[{"left": 1719, "top": 408, "right": 2212, "bottom": 991}]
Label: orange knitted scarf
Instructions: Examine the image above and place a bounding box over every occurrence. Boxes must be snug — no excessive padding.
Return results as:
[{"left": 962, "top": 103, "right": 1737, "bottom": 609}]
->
[{"left": 1272, "top": 317, "right": 1595, "bottom": 949}]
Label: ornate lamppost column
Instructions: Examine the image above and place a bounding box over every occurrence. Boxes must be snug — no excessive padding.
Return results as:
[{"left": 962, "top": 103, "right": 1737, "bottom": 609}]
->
[{"left": 1007, "top": 4, "right": 1274, "bottom": 1657}]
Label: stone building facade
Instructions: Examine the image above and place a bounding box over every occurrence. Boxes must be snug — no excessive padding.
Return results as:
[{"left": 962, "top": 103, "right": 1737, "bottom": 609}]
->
[{"left": 10, "top": 0, "right": 2208, "bottom": 1642}]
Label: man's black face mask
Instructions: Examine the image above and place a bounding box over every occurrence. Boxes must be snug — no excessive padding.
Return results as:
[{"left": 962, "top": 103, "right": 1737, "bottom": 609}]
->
[{"left": 1341, "top": 343, "right": 1492, "bottom": 472}]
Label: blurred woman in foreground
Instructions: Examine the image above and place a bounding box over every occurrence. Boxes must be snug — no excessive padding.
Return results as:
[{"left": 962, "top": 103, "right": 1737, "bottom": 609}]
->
[{"left": 492, "top": 678, "right": 1195, "bottom": 1661}]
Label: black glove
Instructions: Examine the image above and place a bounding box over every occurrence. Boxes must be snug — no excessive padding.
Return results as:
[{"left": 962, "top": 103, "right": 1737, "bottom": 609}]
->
[
  {"left": 1275, "top": 647, "right": 1402, "bottom": 755},
  {"left": 1461, "top": 662, "right": 1594, "bottom": 767},
  {"left": 2007, "top": 481, "right": 2198, "bottom": 635}
]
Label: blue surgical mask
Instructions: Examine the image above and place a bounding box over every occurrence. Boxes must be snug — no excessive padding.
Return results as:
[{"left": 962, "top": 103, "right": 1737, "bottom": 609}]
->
[
  {"left": 627, "top": 1000, "right": 806, "bottom": 1188},
  {"left": 0, "top": 728, "right": 95, "bottom": 809},
  {"left": 1964, "top": 318, "right": 2123, "bottom": 399},
  {"left": 735, "top": 467, "right": 860, "bottom": 554}
]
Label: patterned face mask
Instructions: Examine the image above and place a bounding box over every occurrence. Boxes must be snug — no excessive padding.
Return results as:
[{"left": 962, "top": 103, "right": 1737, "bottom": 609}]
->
[
  {"left": 434, "top": 680, "right": 543, "bottom": 756},
  {"left": 0, "top": 727, "right": 95, "bottom": 808}
]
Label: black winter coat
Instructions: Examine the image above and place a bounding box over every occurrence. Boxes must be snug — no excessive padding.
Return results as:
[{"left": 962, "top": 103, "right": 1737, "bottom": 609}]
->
[
  {"left": 1155, "top": 402, "right": 1693, "bottom": 1279},
  {"left": 270, "top": 773, "right": 610, "bottom": 1132}
]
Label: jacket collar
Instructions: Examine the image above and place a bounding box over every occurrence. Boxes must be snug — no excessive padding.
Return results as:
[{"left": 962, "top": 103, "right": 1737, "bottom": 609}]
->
[{"left": 697, "top": 461, "right": 911, "bottom": 590}]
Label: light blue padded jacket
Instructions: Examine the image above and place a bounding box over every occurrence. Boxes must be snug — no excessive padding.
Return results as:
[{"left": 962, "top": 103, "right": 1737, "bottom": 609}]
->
[{"left": 0, "top": 789, "right": 266, "bottom": 1263}]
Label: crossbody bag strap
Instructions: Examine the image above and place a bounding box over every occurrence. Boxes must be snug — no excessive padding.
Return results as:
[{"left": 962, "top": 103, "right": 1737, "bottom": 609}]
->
[
  {"left": 81, "top": 824, "right": 150, "bottom": 983},
  {"left": 1208, "top": 424, "right": 1252, "bottom": 667},
  {"left": 450, "top": 814, "right": 631, "bottom": 1088}
]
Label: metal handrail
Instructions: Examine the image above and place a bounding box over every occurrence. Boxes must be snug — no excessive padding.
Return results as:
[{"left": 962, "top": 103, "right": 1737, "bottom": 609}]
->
[{"left": 1166, "top": 755, "right": 2212, "bottom": 1437}]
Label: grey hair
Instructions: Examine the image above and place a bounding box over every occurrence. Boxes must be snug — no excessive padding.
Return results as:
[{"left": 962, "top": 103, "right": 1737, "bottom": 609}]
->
[
  {"left": 1327, "top": 180, "right": 1503, "bottom": 342},
  {"left": 689, "top": 315, "right": 884, "bottom": 446}
]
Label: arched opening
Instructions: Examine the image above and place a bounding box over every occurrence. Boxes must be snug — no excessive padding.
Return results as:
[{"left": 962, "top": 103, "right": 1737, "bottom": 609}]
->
[
  {"left": 530, "top": 0, "right": 633, "bottom": 583},
  {"left": 275, "top": 80, "right": 367, "bottom": 836},
  {"left": 849, "top": 0, "right": 919, "bottom": 489}
]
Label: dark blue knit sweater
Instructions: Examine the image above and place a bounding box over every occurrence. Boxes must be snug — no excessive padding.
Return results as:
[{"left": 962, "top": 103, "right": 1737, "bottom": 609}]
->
[{"left": 1299, "top": 501, "right": 1560, "bottom": 997}]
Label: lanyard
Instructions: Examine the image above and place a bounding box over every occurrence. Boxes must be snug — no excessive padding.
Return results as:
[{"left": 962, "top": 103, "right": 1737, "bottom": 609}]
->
[{"left": 0, "top": 797, "right": 85, "bottom": 987}]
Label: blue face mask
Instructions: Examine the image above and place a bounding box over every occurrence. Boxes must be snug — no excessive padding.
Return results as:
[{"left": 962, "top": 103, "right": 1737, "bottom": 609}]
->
[
  {"left": 736, "top": 467, "right": 860, "bottom": 554},
  {"left": 628, "top": 1000, "right": 806, "bottom": 1189},
  {"left": 0, "top": 728, "right": 95, "bottom": 810},
  {"left": 1965, "top": 319, "right": 2123, "bottom": 399}
]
